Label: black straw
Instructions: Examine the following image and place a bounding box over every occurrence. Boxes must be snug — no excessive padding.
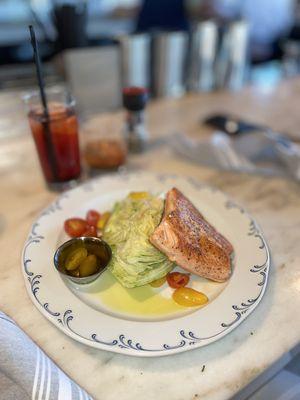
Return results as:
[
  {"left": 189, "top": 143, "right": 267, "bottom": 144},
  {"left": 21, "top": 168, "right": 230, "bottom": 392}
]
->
[
  {"left": 29, "top": 25, "right": 58, "bottom": 181},
  {"left": 29, "top": 25, "right": 49, "bottom": 116}
]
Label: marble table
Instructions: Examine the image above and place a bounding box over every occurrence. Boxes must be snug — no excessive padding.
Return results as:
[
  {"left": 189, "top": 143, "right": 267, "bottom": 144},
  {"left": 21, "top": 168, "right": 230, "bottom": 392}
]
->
[{"left": 1, "top": 78, "right": 300, "bottom": 400}]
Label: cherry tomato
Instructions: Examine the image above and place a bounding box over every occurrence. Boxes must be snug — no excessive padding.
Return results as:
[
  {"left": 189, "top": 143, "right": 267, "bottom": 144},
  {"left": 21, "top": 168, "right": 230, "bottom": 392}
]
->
[
  {"left": 86, "top": 210, "right": 101, "bottom": 227},
  {"left": 64, "top": 218, "right": 88, "bottom": 238},
  {"left": 173, "top": 287, "right": 208, "bottom": 307},
  {"left": 82, "top": 225, "right": 98, "bottom": 237},
  {"left": 97, "top": 211, "right": 111, "bottom": 230},
  {"left": 149, "top": 276, "right": 166, "bottom": 288},
  {"left": 166, "top": 272, "right": 190, "bottom": 289},
  {"left": 129, "top": 191, "right": 149, "bottom": 200}
]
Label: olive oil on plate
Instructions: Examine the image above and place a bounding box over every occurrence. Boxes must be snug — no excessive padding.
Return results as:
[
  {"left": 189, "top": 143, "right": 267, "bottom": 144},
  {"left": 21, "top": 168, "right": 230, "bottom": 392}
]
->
[
  {"left": 67, "top": 270, "right": 189, "bottom": 320},
  {"left": 67, "top": 270, "right": 227, "bottom": 321},
  {"left": 94, "top": 270, "right": 186, "bottom": 317}
]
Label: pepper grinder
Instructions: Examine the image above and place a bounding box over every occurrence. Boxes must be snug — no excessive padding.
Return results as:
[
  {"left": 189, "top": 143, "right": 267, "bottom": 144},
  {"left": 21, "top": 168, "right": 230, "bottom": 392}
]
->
[{"left": 122, "top": 87, "right": 149, "bottom": 153}]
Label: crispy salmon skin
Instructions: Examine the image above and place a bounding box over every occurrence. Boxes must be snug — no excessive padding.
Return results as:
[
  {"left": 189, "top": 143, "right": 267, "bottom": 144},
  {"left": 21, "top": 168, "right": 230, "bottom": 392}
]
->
[{"left": 149, "top": 188, "right": 233, "bottom": 282}]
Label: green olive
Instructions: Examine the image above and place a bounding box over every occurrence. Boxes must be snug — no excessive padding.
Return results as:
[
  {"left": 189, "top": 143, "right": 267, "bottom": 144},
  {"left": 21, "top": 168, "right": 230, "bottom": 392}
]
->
[
  {"left": 79, "top": 254, "right": 98, "bottom": 277},
  {"left": 65, "top": 247, "right": 88, "bottom": 271}
]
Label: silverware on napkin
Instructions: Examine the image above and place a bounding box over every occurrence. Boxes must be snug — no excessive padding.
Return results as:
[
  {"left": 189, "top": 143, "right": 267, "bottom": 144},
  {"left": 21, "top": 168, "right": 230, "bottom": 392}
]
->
[
  {"left": 171, "top": 132, "right": 280, "bottom": 177},
  {"left": 203, "top": 114, "right": 300, "bottom": 181}
]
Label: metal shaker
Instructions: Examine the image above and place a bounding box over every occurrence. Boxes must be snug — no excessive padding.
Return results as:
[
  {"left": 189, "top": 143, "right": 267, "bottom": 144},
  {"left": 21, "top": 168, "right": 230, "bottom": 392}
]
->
[{"left": 122, "top": 87, "right": 149, "bottom": 153}]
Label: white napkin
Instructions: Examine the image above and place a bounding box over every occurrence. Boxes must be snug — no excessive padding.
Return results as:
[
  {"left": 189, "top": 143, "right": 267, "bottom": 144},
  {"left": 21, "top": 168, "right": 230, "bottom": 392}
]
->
[
  {"left": 171, "top": 131, "right": 299, "bottom": 179},
  {"left": 0, "top": 311, "right": 93, "bottom": 400}
]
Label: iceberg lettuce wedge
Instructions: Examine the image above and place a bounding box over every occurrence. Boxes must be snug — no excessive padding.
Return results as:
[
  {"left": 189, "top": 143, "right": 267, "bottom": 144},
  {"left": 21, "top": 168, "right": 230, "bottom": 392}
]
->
[{"left": 103, "top": 193, "right": 173, "bottom": 288}]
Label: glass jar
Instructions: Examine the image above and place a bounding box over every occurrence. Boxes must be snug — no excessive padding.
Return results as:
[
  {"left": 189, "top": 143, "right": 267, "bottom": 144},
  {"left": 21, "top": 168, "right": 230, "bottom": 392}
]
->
[{"left": 82, "top": 112, "right": 127, "bottom": 172}]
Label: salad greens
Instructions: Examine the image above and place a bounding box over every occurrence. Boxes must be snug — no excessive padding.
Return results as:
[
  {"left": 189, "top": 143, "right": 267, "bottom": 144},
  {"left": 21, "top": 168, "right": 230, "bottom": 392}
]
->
[{"left": 103, "top": 193, "right": 173, "bottom": 288}]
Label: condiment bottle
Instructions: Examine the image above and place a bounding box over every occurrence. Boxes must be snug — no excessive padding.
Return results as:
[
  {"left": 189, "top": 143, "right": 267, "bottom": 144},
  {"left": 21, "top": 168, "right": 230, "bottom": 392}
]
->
[{"left": 122, "top": 87, "right": 149, "bottom": 153}]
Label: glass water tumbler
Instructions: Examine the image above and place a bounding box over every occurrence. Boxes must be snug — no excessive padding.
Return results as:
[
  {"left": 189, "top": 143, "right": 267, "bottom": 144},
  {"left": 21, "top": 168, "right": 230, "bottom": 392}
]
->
[{"left": 24, "top": 87, "right": 81, "bottom": 188}]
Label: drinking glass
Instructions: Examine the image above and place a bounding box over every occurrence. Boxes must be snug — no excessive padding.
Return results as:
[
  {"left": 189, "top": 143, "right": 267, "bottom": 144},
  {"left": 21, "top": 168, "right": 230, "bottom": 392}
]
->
[{"left": 24, "top": 86, "right": 81, "bottom": 189}]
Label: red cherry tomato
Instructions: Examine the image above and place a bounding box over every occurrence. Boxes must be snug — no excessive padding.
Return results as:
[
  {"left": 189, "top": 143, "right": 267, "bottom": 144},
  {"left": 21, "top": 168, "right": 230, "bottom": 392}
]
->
[
  {"left": 64, "top": 218, "right": 88, "bottom": 238},
  {"left": 167, "top": 272, "right": 190, "bottom": 289},
  {"left": 82, "top": 225, "right": 98, "bottom": 237},
  {"left": 86, "top": 210, "right": 101, "bottom": 227}
]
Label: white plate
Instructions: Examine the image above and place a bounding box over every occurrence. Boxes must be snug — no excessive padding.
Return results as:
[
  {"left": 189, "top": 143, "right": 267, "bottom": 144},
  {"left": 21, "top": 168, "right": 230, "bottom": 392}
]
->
[{"left": 22, "top": 172, "right": 270, "bottom": 357}]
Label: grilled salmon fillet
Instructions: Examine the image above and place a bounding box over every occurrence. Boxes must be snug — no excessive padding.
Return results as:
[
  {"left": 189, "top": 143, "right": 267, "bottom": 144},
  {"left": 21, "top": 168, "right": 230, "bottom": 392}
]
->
[{"left": 150, "top": 188, "right": 233, "bottom": 282}]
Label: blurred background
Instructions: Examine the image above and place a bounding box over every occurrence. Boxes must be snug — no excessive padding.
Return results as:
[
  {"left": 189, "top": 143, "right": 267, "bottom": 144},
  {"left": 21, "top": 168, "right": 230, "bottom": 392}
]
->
[
  {"left": 0, "top": 1, "right": 298, "bottom": 87},
  {"left": 1, "top": 0, "right": 300, "bottom": 118}
]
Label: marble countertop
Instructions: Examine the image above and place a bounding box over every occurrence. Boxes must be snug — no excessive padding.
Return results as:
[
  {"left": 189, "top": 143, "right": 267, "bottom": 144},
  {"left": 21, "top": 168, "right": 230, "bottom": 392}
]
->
[{"left": 1, "top": 79, "right": 300, "bottom": 400}]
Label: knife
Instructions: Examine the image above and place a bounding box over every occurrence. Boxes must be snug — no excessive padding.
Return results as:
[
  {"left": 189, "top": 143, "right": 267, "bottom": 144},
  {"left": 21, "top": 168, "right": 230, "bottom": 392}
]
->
[
  {"left": 204, "top": 114, "right": 268, "bottom": 136},
  {"left": 204, "top": 113, "right": 293, "bottom": 146}
]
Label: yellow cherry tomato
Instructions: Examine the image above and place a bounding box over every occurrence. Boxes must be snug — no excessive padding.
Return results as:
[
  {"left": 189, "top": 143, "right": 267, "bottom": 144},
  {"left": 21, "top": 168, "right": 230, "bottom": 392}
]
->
[
  {"left": 97, "top": 211, "right": 111, "bottom": 230},
  {"left": 172, "top": 287, "right": 208, "bottom": 307},
  {"left": 149, "top": 276, "right": 166, "bottom": 288},
  {"left": 128, "top": 191, "right": 149, "bottom": 200}
]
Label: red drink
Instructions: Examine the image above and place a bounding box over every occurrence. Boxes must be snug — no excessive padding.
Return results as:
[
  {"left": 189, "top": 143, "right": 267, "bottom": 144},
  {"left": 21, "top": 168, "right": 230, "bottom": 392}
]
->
[{"left": 28, "top": 102, "right": 81, "bottom": 184}]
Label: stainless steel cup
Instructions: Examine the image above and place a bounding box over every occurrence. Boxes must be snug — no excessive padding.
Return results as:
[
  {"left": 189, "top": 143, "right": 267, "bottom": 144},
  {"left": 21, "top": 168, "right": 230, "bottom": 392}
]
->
[
  {"left": 188, "top": 21, "right": 218, "bottom": 92},
  {"left": 54, "top": 237, "right": 112, "bottom": 285},
  {"left": 153, "top": 31, "right": 188, "bottom": 98},
  {"left": 215, "top": 20, "right": 249, "bottom": 91},
  {"left": 119, "top": 33, "right": 151, "bottom": 89}
]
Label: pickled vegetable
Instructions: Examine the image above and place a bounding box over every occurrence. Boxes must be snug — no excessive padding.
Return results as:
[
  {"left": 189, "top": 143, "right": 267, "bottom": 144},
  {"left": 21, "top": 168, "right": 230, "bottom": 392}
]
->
[
  {"left": 68, "top": 268, "right": 80, "bottom": 277},
  {"left": 172, "top": 287, "right": 208, "bottom": 307},
  {"left": 65, "top": 247, "right": 88, "bottom": 271},
  {"left": 149, "top": 276, "right": 166, "bottom": 288},
  {"left": 79, "top": 254, "right": 98, "bottom": 277},
  {"left": 97, "top": 212, "right": 111, "bottom": 230}
]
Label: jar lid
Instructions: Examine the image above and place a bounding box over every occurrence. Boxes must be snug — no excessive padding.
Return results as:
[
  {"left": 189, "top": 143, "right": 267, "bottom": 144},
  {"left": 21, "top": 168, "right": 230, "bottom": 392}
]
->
[{"left": 122, "top": 87, "right": 148, "bottom": 111}]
